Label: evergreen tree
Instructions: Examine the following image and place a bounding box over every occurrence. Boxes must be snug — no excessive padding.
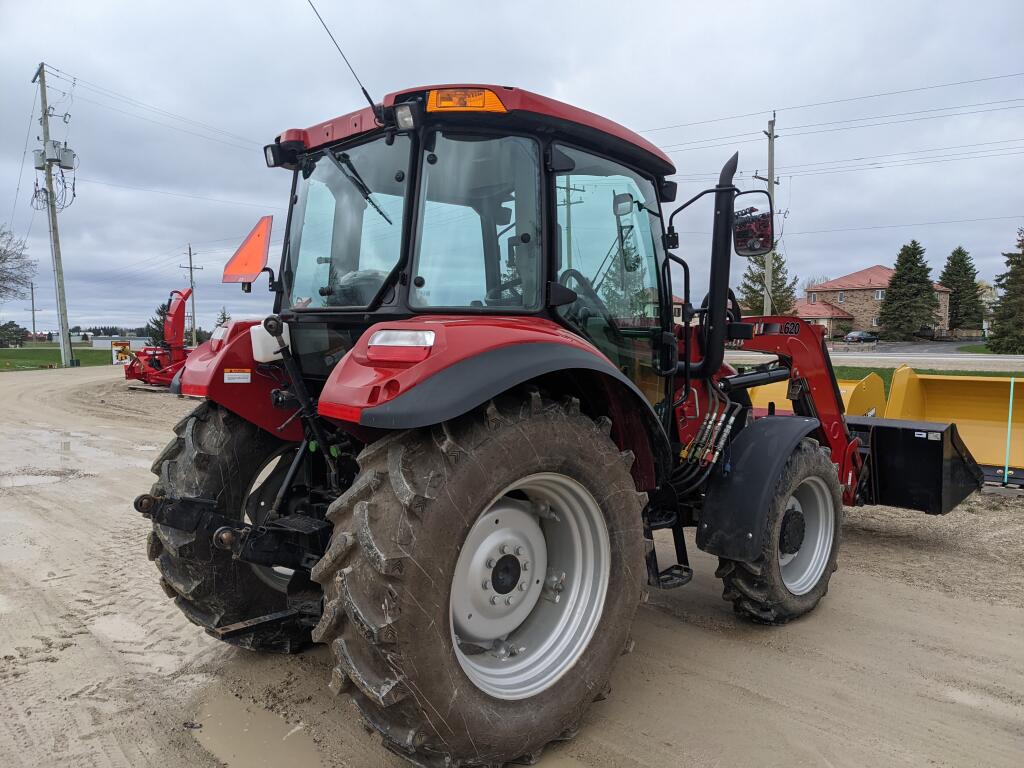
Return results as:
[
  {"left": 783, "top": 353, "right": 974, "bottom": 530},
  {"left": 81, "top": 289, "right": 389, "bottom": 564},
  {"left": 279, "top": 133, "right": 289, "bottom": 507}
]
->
[
  {"left": 939, "top": 246, "right": 984, "bottom": 330},
  {"left": 216, "top": 306, "right": 232, "bottom": 326},
  {"left": 0, "top": 321, "right": 29, "bottom": 347},
  {"left": 878, "top": 240, "right": 939, "bottom": 340},
  {"left": 145, "top": 302, "right": 168, "bottom": 343},
  {"left": 988, "top": 227, "right": 1024, "bottom": 355},
  {"left": 738, "top": 250, "right": 798, "bottom": 314}
]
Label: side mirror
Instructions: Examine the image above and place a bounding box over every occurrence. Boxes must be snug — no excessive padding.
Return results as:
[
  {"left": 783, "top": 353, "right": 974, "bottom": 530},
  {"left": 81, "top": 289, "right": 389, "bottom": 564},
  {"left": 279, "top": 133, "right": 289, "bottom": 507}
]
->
[
  {"left": 732, "top": 190, "right": 773, "bottom": 257},
  {"left": 613, "top": 192, "right": 634, "bottom": 217},
  {"left": 223, "top": 216, "right": 273, "bottom": 288}
]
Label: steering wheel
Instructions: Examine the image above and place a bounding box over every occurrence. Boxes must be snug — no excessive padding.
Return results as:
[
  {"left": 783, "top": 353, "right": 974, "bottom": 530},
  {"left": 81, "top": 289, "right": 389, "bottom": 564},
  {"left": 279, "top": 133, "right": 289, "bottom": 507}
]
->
[
  {"left": 484, "top": 277, "right": 523, "bottom": 305},
  {"left": 558, "top": 269, "right": 625, "bottom": 341}
]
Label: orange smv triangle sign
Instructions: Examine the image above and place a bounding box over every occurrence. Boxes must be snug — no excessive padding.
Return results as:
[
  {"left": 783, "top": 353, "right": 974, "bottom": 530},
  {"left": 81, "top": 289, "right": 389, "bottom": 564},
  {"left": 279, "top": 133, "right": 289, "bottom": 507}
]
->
[{"left": 222, "top": 216, "right": 272, "bottom": 283}]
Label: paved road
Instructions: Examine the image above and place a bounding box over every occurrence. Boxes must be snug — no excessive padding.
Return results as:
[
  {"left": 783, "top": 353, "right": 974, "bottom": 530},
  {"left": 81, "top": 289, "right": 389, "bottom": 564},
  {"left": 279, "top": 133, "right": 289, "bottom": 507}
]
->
[
  {"left": 2, "top": 366, "right": 1023, "bottom": 768},
  {"left": 730, "top": 341, "right": 1024, "bottom": 372}
]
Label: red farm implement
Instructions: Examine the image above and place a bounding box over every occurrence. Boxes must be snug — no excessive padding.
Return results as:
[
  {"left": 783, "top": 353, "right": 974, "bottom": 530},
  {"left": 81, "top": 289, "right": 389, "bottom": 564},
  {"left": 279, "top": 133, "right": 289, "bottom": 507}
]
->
[{"left": 124, "top": 288, "right": 192, "bottom": 387}]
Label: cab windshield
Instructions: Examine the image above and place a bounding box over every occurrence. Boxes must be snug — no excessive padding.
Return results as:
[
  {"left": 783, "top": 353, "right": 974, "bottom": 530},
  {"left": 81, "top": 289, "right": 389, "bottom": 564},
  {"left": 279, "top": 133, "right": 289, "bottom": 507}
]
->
[
  {"left": 286, "top": 135, "right": 410, "bottom": 309},
  {"left": 284, "top": 131, "right": 543, "bottom": 311}
]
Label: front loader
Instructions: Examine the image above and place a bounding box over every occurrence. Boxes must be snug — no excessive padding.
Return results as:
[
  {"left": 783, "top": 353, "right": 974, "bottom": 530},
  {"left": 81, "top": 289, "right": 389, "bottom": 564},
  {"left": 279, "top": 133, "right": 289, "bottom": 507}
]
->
[{"left": 135, "top": 85, "right": 983, "bottom": 767}]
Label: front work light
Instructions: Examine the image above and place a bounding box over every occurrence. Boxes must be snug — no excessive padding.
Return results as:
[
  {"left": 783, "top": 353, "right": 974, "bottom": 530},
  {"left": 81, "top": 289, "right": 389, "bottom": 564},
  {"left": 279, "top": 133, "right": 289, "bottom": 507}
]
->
[
  {"left": 394, "top": 103, "right": 418, "bottom": 130},
  {"left": 426, "top": 88, "right": 506, "bottom": 113}
]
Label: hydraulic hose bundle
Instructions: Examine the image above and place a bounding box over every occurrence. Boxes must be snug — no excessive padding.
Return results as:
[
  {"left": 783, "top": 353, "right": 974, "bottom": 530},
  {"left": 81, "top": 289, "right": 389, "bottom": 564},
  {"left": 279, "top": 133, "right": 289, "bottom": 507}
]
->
[{"left": 672, "top": 383, "right": 741, "bottom": 496}]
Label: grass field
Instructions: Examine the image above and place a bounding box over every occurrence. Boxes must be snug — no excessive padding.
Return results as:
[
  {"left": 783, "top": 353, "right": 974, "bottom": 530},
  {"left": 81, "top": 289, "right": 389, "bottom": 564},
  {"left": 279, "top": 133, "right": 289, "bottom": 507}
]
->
[
  {"left": 957, "top": 343, "right": 991, "bottom": 354},
  {"left": 0, "top": 347, "right": 113, "bottom": 371},
  {"left": 832, "top": 365, "right": 1018, "bottom": 395}
]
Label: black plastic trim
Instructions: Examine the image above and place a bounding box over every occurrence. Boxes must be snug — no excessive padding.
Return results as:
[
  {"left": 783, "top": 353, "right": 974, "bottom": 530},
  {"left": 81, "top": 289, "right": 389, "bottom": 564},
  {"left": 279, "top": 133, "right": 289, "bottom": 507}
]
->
[
  {"left": 697, "top": 415, "right": 820, "bottom": 562},
  {"left": 358, "top": 341, "right": 672, "bottom": 477}
]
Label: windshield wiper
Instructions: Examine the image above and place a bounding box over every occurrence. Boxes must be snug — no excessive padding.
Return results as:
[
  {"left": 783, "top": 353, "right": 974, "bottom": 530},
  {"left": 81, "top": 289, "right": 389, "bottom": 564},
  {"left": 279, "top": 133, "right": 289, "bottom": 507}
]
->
[{"left": 327, "top": 151, "right": 393, "bottom": 225}]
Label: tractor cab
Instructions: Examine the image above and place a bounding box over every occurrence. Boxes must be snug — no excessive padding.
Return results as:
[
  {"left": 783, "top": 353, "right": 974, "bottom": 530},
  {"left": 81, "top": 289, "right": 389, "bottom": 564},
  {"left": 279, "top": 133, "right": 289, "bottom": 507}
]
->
[{"left": 227, "top": 86, "right": 712, "bottom": 407}]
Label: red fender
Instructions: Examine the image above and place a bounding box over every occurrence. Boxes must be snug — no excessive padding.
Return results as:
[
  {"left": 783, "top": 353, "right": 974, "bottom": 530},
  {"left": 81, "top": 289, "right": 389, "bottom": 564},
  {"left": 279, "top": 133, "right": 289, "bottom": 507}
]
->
[
  {"left": 316, "top": 315, "right": 600, "bottom": 423},
  {"left": 178, "top": 319, "right": 303, "bottom": 442}
]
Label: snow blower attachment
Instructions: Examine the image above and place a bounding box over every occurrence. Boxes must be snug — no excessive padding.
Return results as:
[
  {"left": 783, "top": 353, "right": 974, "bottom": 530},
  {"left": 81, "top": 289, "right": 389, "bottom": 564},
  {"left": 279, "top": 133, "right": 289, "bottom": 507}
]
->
[
  {"left": 136, "top": 84, "right": 985, "bottom": 767},
  {"left": 124, "top": 287, "right": 192, "bottom": 387}
]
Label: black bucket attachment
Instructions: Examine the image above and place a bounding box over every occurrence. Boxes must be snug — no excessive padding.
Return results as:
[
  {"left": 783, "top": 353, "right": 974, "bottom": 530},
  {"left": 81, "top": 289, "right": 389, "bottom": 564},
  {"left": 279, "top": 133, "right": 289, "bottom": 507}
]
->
[{"left": 846, "top": 416, "right": 984, "bottom": 515}]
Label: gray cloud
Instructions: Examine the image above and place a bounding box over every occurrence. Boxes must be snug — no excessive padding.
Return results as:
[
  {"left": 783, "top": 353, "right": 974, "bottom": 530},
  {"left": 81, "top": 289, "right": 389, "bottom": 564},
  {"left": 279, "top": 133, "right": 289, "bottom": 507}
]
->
[{"left": 2, "top": 0, "right": 1021, "bottom": 331}]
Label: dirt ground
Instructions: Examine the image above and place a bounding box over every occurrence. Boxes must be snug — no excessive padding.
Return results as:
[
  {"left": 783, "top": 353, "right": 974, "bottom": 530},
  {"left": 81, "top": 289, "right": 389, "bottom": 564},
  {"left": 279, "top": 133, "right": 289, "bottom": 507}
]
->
[{"left": 1, "top": 366, "right": 1021, "bottom": 768}]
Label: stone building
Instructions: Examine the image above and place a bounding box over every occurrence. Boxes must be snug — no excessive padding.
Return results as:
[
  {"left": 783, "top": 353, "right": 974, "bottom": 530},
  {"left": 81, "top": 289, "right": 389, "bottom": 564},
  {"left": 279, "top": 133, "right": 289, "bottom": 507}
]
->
[{"left": 806, "top": 265, "right": 950, "bottom": 334}]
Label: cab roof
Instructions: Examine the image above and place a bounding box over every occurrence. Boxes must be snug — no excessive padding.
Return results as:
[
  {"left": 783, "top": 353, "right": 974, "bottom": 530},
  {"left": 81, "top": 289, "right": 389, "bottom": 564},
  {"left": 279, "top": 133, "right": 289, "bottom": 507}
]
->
[{"left": 276, "top": 84, "right": 675, "bottom": 178}]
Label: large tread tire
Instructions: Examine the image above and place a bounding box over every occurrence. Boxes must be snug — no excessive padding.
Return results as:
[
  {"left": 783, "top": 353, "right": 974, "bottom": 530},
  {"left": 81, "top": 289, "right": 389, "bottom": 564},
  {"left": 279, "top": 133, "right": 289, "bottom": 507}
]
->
[
  {"left": 147, "top": 401, "right": 314, "bottom": 653},
  {"left": 311, "top": 392, "right": 646, "bottom": 767},
  {"left": 716, "top": 438, "right": 842, "bottom": 625}
]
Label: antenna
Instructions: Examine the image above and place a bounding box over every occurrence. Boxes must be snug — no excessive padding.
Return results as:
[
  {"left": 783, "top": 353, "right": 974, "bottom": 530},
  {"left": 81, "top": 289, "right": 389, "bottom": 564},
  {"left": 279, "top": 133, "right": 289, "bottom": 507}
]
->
[{"left": 304, "top": 0, "right": 379, "bottom": 116}]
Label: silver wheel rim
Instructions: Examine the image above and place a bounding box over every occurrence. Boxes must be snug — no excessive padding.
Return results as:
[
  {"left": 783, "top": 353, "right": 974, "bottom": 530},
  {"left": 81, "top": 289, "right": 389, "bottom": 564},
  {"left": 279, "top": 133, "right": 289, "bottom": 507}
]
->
[
  {"left": 449, "top": 472, "right": 610, "bottom": 700},
  {"left": 778, "top": 475, "right": 835, "bottom": 595}
]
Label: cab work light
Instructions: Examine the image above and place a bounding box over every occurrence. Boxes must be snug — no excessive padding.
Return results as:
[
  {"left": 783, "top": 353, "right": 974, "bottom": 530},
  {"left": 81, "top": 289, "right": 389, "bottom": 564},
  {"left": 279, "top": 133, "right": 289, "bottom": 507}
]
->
[
  {"left": 366, "top": 329, "right": 436, "bottom": 363},
  {"left": 426, "top": 88, "right": 506, "bottom": 113}
]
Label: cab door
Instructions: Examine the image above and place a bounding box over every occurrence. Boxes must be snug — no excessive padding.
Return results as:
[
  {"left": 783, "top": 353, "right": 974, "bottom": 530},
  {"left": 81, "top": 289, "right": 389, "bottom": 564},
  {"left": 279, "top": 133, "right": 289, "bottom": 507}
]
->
[{"left": 552, "top": 145, "right": 670, "bottom": 406}]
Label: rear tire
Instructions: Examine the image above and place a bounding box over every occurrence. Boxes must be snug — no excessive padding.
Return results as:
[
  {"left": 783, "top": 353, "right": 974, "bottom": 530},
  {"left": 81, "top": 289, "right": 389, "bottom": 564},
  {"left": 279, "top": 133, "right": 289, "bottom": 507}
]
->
[
  {"left": 716, "top": 438, "right": 842, "bottom": 625},
  {"left": 147, "top": 402, "right": 314, "bottom": 653},
  {"left": 311, "top": 392, "right": 646, "bottom": 766}
]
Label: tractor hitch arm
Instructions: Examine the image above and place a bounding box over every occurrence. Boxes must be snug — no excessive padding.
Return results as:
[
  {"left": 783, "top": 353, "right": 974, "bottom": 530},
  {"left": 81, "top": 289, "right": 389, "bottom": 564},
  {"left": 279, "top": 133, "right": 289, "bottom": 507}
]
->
[{"left": 133, "top": 493, "right": 330, "bottom": 571}]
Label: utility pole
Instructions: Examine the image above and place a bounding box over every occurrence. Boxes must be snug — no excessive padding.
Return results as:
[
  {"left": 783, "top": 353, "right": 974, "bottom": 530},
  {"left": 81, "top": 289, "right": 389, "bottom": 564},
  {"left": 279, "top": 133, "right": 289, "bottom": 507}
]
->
[
  {"left": 558, "top": 176, "right": 586, "bottom": 270},
  {"left": 754, "top": 113, "right": 779, "bottom": 315},
  {"left": 32, "top": 62, "right": 73, "bottom": 366},
  {"left": 24, "top": 281, "right": 39, "bottom": 337},
  {"left": 179, "top": 244, "right": 202, "bottom": 346}
]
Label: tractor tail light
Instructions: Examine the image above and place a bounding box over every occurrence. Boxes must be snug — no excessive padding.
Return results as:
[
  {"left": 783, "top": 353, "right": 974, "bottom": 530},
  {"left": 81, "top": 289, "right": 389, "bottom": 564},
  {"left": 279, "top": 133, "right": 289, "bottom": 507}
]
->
[
  {"left": 426, "top": 88, "right": 506, "bottom": 113},
  {"left": 366, "top": 329, "right": 435, "bottom": 363}
]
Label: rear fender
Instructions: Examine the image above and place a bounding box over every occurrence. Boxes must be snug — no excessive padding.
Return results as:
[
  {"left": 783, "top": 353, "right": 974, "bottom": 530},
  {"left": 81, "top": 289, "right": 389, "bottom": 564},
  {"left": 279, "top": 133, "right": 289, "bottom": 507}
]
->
[
  {"left": 179, "top": 319, "right": 303, "bottom": 441},
  {"left": 317, "top": 316, "right": 672, "bottom": 488},
  {"left": 697, "top": 415, "right": 820, "bottom": 562}
]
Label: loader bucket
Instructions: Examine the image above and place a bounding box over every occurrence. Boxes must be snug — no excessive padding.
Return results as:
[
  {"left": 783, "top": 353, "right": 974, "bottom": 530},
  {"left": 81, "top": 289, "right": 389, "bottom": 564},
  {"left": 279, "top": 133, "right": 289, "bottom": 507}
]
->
[
  {"left": 749, "top": 372, "right": 886, "bottom": 416},
  {"left": 884, "top": 366, "right": 1022, "bottom": 487},
  {"left": 846, "top": 416, "right": 984, "bottom": 514}
]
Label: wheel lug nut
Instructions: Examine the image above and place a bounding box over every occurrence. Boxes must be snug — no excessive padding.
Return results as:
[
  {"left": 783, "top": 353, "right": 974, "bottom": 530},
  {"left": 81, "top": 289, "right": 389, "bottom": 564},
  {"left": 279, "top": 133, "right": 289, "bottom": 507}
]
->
[
  {"left": 482, "top": 580, "right": 491, "bottom": 590},
  {"left": 522, "top": 561, "right": 530, "bottom": 572},
  {"left": 500, "top": 544, "right": 510, "bottom": 555},
  {"left": 490, "top": 595, "right": 499, "bottom": 605},
  {"left": 486, "top": 558, "right": 496, "bottom": 568},
  {"left": 505, "top": 596, "right": 514, "bottom": 606},
  {"left": 515, "top": 546, "right": 524, "bottom": 556},
  {"left": 518, "top": 582, "right": 528, "bottom": 592}
]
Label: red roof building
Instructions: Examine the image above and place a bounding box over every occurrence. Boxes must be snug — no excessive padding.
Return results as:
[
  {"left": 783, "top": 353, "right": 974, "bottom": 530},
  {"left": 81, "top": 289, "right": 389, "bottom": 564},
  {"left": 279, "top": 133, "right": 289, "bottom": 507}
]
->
[
  {"left": 805, "top": 265, "right": 950, "bottom": 334},
  {"left": 792, "top": 298, "right": 853, "bottom": 337}
]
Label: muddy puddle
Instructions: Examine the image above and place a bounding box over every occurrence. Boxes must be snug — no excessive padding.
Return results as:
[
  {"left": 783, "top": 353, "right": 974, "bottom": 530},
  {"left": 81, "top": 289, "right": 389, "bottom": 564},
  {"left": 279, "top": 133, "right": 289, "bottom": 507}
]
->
[{"left": 192, "top": 689, "right": 323, "bottom": 767}]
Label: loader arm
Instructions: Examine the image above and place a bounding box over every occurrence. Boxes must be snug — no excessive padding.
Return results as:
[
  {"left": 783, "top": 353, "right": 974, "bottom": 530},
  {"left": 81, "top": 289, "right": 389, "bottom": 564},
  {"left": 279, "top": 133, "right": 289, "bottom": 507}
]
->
[{"left": 736, "top": 316, "right": 863, "bottom": 503}]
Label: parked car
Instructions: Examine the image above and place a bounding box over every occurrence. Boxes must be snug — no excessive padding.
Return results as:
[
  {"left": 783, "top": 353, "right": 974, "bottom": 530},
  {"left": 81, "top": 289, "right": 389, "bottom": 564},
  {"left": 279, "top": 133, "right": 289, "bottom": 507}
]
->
[{"left": 844, "top": 330, "right": 878, "bottom": 343}]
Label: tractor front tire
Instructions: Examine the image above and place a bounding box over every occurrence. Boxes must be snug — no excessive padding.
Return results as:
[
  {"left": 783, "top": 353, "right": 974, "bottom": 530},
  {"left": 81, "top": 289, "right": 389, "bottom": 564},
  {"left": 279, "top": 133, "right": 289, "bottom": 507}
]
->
[
  {"left": 311, "top": 392, "right": 646, "bottom": 767},
  {"left": 147, "top": 401, "right": 313, "bottom": 653},
  {"left": 716, "top": 438, "right": 842, "bottom": 625}
]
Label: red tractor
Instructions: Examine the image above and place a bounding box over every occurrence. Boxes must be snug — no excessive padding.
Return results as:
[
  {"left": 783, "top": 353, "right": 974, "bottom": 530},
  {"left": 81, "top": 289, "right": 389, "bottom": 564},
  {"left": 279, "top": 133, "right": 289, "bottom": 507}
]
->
[
  {"left": 124, "top": 287, "right": 192, "bottom": 387},
  {"left": 136, "top": 85, "right": 981, "bottom": 767}
]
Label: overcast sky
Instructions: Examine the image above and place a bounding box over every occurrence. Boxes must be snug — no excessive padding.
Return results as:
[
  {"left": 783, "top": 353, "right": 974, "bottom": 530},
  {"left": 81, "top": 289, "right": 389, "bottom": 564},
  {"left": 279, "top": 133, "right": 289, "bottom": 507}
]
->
[{"left": 2, "top": 0, "right": 1022, "bottom": 332}]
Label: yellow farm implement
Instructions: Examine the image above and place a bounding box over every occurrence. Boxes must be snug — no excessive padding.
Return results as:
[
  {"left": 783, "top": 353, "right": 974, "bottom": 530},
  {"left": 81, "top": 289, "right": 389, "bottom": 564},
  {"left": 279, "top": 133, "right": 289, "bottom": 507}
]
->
[{"left": 751, "top": 366, "right": 1021, "bottom": 489}]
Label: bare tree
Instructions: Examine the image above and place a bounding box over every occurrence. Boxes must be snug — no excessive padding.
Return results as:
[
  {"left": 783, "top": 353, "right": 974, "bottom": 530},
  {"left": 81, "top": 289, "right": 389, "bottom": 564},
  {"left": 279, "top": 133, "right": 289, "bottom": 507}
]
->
[
  {"left": 0, "top": 225, "right": 36, "bottom": 301},
  {"left": 802, "top": 274, "right": 830, "bottom": 293}
]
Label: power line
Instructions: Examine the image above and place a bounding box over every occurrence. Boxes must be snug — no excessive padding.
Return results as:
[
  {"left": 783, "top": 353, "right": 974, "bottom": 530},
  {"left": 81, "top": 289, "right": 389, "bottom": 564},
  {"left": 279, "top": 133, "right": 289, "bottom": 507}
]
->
[
  {"left": 660, "top": 100, "right": 1024, "bottom": 152},
  {"left": 44, "top": 86, "right": 255, "bottom": 152},
  {"left": 785, "top": 215, "right": 1023, "bottom": 236},
  {"left": 44, "top": 65, "right": 260, "bottom": 146},
  {"left": 75, "top": 177, "right": 282, "bottom": 210},
  {"left": 640, "top": 70, "right": 1024, "bottom": 133},
  {"left": 672, "top": 139, "right": 1024, "bottom": 180},
  {"left": 8, "top": 88, "right": 38, "bottom": 230}
]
